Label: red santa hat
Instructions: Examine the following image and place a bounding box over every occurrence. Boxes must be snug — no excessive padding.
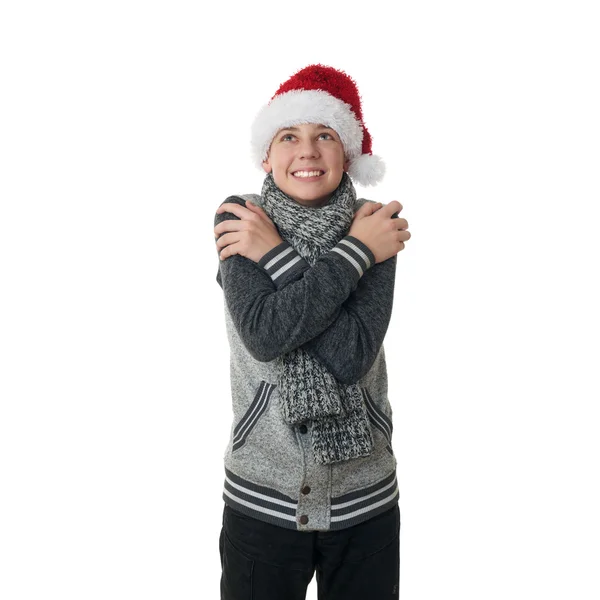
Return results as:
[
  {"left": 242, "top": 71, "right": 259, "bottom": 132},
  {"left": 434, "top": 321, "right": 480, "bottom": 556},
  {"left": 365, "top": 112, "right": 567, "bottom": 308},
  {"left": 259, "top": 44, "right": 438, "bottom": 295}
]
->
[{"left": 251, "top": 64, "right": 385, "bottom": 187}]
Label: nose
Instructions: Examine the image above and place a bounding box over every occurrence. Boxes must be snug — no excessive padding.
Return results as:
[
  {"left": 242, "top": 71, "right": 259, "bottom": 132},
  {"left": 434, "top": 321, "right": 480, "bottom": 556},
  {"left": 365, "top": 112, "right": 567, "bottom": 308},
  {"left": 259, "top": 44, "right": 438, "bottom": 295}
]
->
[{"left": 298, "top": 138, "right": 320, "bottom": 159}]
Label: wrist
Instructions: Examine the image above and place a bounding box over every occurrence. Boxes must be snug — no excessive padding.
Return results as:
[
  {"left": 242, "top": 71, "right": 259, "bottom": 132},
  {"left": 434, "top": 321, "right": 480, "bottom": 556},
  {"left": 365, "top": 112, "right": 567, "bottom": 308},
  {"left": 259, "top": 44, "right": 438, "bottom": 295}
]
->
[
  {"left": 258, "top": 240, "right": 310, "bottom": 287},
  {"left": 330, "top": 235, "right": 376, "bottom": 274}
]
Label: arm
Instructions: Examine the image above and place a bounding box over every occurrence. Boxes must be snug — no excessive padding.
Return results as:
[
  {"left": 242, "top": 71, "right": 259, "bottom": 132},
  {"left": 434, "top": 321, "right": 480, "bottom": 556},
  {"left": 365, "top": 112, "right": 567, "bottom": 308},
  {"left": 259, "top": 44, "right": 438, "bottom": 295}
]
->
[
  {"left": 214, "top": 196, "right": 377, "bottom": 362},
  {"left": 257, "top": 224, "right": 398, "bottom": 384},
  {"left": 300, "top": 255, "right": 396, "bottom": 383}
]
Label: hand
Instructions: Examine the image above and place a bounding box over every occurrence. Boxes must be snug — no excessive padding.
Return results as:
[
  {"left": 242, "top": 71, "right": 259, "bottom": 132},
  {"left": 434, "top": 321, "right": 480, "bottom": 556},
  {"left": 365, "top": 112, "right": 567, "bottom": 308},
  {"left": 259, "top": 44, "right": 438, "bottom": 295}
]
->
[
  {"left": 349, "top": 201, "right": 411, "bottom": 264},
  {"left": 214, "top": 201, "right": 284, "bottom": 263}
]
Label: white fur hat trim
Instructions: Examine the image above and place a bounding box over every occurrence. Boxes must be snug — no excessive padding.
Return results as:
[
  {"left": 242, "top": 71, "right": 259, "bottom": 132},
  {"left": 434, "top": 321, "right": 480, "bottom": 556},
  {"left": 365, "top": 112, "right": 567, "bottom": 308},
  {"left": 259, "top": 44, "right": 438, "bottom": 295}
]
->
[{"left": 251, "top": 89, "right": 364, "bottom": 168}]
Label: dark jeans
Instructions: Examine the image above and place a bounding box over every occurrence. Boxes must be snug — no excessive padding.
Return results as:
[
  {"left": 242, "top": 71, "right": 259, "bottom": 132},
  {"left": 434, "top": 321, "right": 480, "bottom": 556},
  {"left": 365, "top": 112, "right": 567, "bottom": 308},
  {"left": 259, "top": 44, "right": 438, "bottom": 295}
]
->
[{"left": 219, "top": 503, "right": 400, "bottom": 600}]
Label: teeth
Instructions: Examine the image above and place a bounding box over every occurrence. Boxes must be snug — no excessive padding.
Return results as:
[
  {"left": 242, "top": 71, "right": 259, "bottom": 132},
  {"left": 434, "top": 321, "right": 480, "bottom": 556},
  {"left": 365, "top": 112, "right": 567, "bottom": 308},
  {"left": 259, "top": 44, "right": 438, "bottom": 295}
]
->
[{"left": 293, "top": 170, "right": 324, "bottom": 178}]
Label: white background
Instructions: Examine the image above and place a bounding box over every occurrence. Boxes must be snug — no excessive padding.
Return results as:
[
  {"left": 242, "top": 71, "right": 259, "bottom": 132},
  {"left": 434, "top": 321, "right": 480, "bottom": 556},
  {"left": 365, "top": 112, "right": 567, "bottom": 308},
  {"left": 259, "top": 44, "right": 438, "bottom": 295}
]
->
[{"left": 1, "top": 1, "right": 599, "bottom": 598}]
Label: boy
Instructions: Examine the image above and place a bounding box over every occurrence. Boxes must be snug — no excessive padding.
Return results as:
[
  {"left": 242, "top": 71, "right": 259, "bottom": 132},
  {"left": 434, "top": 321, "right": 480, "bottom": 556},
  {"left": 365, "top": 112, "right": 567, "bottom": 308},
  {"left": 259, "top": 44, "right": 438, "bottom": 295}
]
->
[{"left": 213, "top": 64, "right": 411, "bottom": 600}]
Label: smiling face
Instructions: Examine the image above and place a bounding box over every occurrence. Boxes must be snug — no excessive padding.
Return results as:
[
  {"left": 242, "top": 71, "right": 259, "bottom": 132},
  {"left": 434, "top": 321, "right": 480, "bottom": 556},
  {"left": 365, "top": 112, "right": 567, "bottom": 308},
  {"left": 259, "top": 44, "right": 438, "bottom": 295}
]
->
[{"left": 262, "top": 123, "right": 350, "bottom": 208}]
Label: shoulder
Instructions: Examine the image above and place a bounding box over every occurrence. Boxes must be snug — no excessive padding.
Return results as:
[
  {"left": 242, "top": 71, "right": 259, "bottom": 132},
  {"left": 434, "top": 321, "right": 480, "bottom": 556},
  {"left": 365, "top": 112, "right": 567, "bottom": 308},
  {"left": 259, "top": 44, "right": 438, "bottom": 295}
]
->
[
  {"left": 217, "top": 195, "right": 247, "bottom": 210},
  {"left": 214, "top": 195, "right": 247, "bottom": 227},
  {"left": 355, "top": 197, "right": 400, "bottom": 219},
  {"left": 355, "top": 197, "right": 373, "bottom": 211}
]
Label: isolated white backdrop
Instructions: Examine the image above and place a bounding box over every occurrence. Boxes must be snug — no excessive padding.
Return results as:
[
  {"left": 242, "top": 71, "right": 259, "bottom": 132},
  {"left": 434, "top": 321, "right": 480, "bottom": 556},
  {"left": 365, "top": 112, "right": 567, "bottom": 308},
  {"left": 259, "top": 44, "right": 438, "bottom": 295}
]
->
[{"left": 1, "top": 1, "right": 599, "bottom": 599}]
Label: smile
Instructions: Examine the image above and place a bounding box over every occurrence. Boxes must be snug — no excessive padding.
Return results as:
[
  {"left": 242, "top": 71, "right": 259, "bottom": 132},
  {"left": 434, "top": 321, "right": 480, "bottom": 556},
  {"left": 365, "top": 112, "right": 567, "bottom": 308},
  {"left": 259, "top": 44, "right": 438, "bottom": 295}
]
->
[{"left": 292, "top": 170, "right": 325, "bottom": 178}]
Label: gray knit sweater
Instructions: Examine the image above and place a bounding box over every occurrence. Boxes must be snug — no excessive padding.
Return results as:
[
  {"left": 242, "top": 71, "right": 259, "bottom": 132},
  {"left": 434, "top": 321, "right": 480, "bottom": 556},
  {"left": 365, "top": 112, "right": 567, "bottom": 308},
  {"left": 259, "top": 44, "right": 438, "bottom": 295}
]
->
[{"left": 214, "top": 194, "right": 399, "bottom": 532}]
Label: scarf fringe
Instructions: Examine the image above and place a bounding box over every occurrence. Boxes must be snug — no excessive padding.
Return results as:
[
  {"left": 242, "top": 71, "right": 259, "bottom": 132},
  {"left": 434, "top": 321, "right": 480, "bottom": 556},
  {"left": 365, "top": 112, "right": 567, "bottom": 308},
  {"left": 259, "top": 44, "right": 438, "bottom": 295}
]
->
[{"left": 310, "top": 408, "right": 375, "bottom": 465}]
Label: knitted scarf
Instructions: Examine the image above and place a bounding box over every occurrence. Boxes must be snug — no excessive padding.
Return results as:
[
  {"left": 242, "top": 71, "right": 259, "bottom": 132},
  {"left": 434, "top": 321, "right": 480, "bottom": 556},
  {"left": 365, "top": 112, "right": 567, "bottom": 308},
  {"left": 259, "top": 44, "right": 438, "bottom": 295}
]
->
[{"left": 259, "top": 172, "right": 374, "bottom": 465}]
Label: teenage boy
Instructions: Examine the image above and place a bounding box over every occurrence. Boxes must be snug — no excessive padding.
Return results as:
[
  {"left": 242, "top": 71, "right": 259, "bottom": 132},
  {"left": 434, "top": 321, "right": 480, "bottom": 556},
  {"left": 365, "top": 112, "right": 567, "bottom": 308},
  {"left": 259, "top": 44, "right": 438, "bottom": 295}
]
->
[{"left": 213, "top": 64, "right": 410, "bottom": 600}]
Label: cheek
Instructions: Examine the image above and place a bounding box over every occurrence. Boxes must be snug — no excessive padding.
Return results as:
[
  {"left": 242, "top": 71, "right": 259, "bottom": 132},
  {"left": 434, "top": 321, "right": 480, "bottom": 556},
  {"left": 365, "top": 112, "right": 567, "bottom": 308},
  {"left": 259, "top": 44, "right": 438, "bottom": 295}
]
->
[
  {"left": 271, "top": 156, "right": 292, "bottom": 173},
  {"left": 273, "top": 144, "right": 295, "bottom": 160},
  {"left": 326, "top": 145, "right": 345, "bottom": 162}
]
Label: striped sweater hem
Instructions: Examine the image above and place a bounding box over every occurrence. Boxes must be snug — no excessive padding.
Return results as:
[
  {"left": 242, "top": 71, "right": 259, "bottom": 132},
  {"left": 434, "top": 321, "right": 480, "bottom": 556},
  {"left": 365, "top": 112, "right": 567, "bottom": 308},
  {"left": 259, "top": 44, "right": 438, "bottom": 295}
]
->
[{"left": 223, "top": 467, "right": 399, "bottom": 531}]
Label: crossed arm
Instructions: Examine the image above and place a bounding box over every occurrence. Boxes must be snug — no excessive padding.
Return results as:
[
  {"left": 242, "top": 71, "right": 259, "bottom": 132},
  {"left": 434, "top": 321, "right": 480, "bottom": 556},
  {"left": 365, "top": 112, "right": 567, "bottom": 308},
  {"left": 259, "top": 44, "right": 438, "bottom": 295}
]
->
[{"left": 214, "top": 196, "right": 397, "bottom": 384}]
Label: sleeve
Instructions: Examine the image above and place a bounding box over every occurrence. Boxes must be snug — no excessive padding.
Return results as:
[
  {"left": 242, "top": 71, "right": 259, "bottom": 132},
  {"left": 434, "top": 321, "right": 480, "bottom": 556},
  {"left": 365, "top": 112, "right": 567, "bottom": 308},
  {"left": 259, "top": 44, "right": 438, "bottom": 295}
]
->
[
  {"left": 299, "top": 254, "right": 397, "bottom": 384},
  {"left": 262, "top": 214, "right": 399, "bottom": 383},
  {"left": 214, "top": 196, "right": 377, "bottom": 363}
]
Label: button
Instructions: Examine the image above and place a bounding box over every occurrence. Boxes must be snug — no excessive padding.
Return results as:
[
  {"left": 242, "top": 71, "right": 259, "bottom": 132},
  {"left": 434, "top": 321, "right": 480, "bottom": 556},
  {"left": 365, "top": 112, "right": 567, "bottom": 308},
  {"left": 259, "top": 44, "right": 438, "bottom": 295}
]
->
[
  {"left": 301, "top": 485, "right": 311, "bottom": 495},
  {"left": 299, "top": 515, "right": 309, "bottom": 525},
  {"left": 299, "top": 424, "right": 308, "bottom": 434}
]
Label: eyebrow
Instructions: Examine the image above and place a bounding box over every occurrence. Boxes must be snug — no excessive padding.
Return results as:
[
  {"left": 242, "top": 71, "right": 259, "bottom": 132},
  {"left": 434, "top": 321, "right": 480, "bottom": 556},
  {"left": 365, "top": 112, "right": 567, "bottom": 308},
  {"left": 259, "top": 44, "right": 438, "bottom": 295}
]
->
[{"left": 279, "top": 124, "right": 333, "bottom": 133}]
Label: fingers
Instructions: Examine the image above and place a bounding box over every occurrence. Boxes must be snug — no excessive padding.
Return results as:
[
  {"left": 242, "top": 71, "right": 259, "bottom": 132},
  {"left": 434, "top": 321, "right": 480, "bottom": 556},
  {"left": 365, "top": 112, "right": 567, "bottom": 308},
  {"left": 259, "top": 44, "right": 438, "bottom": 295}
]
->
[
  {"left": 217, "top": 201, "right": 274, "bottom": 231},
  {"left": 381, "top": 201, "right": 403, "bottom": 217},
  {"left": 215, "top": 202, "right": 254, "bottom": 218},
  {"left": 246, "top": 201, "right": 270, "bottom": 219},
  {"left": 360, "top": 201, "right": 378, "bottom": 211},
  {"left": 215, "top": 231, "right": 239, "bottom": 250},
  {"left": 214, "top": 218, "right": 246, "bottom": 238},
  {"left": 217, "top": 236, "right": 242, "bottom": 260},
  {"left": 219, "top": 243, "right": 235, "bottom": 260},
  {"left": 355, "top": 201, "right": 382, "bottom": 218},
  {"left": 368, "top": 201, "right": 402, "bottom": 220},
  {"left": 247, "top": 200, "right": 262, "bottom": 210},
  {"left": 360, "top": 200, "right": 402, "bottom": 220},
  {"left": 218, "top": 244, "right": 230, "bottom": 260}
]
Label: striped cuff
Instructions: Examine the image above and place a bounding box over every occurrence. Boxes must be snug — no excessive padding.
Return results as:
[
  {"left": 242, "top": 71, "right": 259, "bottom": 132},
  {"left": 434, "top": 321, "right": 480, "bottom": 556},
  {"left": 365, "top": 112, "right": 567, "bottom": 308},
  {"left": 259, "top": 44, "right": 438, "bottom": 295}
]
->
[
  {"left": 258, "top": 241, "right": 310, "bottom": 286},
  {"left": 329, "top": 235, "right": 376, "bottom": 278}
]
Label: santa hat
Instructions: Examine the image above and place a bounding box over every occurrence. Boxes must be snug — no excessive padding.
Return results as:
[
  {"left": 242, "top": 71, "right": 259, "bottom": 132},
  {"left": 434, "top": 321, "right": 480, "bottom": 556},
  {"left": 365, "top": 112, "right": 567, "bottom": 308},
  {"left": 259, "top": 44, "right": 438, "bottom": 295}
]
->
[{"left": 251, "top": 64, "right": 385, "bottom": 187}]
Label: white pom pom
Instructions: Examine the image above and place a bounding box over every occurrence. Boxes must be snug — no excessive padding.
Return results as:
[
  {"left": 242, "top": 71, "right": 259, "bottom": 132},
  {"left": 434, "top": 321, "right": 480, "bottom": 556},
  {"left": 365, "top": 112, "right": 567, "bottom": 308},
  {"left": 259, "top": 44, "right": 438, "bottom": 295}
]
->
[{"left": 347, "top": 154, "right": 386, "bottom": 186}]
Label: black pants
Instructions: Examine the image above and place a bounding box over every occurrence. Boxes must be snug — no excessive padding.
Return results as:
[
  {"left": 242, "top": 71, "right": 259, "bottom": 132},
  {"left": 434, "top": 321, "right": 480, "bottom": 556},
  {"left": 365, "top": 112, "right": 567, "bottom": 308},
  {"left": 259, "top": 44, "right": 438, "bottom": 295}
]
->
[{"left": 219, "top": 503, "right": 400, "bottom": 599}]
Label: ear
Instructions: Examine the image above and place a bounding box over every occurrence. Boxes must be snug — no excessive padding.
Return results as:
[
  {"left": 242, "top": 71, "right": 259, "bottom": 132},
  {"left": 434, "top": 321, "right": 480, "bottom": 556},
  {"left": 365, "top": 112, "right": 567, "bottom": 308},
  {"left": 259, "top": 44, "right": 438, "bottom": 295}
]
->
[
  {"left": 262, "top": 154, "right": 272, "bottom": 174},
  {"left": 343, "top": 157, "right": 351, "bottom": 172}
]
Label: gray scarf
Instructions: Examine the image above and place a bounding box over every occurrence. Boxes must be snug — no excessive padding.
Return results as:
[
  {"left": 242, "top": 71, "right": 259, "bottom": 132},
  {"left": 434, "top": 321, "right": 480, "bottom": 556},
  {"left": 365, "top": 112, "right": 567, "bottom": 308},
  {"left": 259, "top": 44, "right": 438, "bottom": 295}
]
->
[{"left": 258, "top": 172, "right": 374, "bottom": 465}]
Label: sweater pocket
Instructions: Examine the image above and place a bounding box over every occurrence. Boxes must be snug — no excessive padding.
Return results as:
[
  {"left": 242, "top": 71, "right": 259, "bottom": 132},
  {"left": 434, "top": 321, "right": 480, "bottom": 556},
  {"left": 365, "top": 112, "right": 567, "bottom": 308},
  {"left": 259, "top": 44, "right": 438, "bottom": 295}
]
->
[
  {"left": 361, "top": 386, "right": 394, "bottom": 457},
  {"left": 232, "top": 380, "right": 276, "bottom": 453}
]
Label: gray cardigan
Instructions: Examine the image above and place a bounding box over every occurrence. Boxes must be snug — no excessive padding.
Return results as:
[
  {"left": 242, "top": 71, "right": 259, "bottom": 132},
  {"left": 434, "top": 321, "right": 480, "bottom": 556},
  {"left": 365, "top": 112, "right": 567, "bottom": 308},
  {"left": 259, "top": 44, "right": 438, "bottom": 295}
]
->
[{"left": 214, "top": 193, "right": 400, "bottom": 532}]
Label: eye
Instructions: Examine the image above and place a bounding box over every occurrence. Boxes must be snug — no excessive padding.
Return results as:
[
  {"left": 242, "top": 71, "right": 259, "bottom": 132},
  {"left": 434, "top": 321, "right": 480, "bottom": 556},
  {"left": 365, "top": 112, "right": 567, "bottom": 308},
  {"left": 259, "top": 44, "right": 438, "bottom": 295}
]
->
[
  {"left": 281, "top": 134, "right": 295, "bottom": 141},
  {"left": 319, "top": 133, "right": 333, "bottom": 140}
]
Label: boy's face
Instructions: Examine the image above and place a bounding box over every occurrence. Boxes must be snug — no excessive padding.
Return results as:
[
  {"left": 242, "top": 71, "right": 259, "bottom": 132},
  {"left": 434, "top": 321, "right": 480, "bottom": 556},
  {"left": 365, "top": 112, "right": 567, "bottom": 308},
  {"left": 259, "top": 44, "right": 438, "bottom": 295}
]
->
[{"left": 262, "top": 123, "right": 350, "bottom": 208}]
